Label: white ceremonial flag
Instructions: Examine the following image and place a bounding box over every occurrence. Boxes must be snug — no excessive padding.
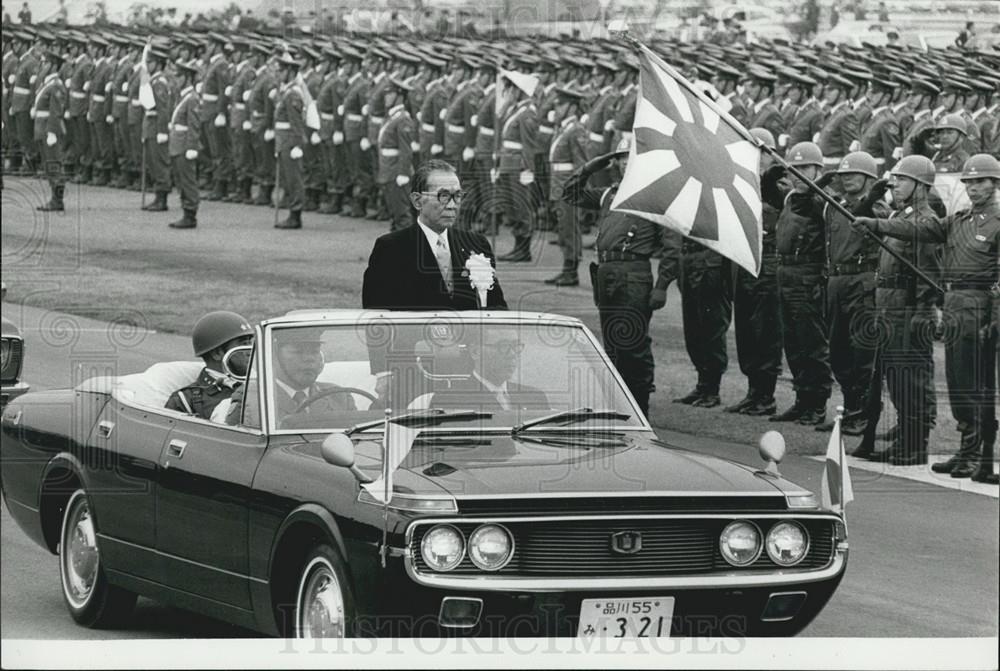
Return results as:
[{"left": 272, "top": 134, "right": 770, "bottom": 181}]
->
[
  {"left": 362, "top": 422, "right": 421, "bottom": 504},
  {"left": 820, "top": 414, "right": 854, "bottom": 513}
]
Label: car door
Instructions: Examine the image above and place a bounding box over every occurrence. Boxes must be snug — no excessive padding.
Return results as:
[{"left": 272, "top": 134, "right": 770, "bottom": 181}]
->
[
  {"left": 154, "top": 418, "right": 267, "bottom": 610},
  {"left": 86, "top": 401, "right": 173, "bottom": 584}
]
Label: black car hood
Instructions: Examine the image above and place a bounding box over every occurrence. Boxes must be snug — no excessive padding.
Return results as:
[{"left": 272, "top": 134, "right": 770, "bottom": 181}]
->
[{"left": 350, "top": 431, "right": 787, "bottom": 498}]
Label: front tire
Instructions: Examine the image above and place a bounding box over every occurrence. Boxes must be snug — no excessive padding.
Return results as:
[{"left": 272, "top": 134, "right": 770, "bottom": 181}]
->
[
  {"left": 59, "top": 489, "right": 136, "bottom": 628},
  {"left": 294, "top": 544, "right": 355, "bottom": 638}
]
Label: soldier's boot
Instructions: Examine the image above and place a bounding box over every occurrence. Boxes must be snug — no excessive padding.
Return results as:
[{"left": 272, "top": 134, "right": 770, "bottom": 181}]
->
[
  {"left": 888, "top": 420, "right": 929, "bottom": 466},
  {"left": 852, "top": 436, "right": 876, "bottom": 459},
  {"left": 725, "top": 391, "right": 756, "bottom": 414},
  {"left": 275, "top": 209, "right": 303, "bottom": 229},
  {"left": 169, "top": 209, "right": 198, "bottom": 229},
  {"left": 205, "top": 179, "right": 227, "bottom": 201},
  {"left": 351, "top": 197, "right": 368, "bottom": 218},
  {"left": 742, "top": 396, "right": 777, "bottom": 416},
  {"left": 796, "top": 399, "right": 827, "bottom": 426},
  {"left": 946, "top": 428, "right": 983, "bottom": 479},
  {"left": 81, "top": 164, "right": 94, "bottom": 184},
  {"left": 91, "top": 169, "right": 110, "bottom": 187},
  {"left": 673, "top": 388, "right": 705, "bottom": 405},
  {"left": 770, "top": 400, "right": 809, "bottom": 423},
  {"left": 240, "top": 178, "right": 254, "bottom": 203},
  {"left": 690, "top": 392, "right": 721, "bottom": 409},
  {"left": 932, "top": 425, "right": 976, "bottom": 473},
  {"left": 253, "top": 185, "right": 273, "bottom": 206},
  {"left": 37, "top": 185, "right": 65, "bottom": 212},
  {"left": 545, "top": 260, "right": 578, "bottom": 286},
  {"left": 128, "top": 171, "right": 142, "bottom": 191},
  {"left": 498, "top": 236, "right": 532, "bottom": 262},
  {"left": 303, "top": 188, "right": 319, "bottom": 212},
  {"left": 222, "top": 182, "right": 242, "bottom": 202},
  {"left": 142, "top": 191, "right": 168, "bottom": 212},
  {"left": 841, "top": 407, "right": 869, "bottom": 436},
  {"left": 317, "top": 192, "right": 339, "bottom": 214},
  {"left": 971, "top": 421, "right": 999, "bottom": 484}
]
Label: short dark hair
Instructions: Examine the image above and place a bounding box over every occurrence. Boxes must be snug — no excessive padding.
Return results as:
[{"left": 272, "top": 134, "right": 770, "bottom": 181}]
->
[{"left": 411, "top": 159, "right": 457, "bottom": 194}]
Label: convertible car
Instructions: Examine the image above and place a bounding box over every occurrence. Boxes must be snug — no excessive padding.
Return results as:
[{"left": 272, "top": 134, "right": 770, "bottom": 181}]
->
[{"left": 0, "top": 310, "right": 847, "bottom": 638}]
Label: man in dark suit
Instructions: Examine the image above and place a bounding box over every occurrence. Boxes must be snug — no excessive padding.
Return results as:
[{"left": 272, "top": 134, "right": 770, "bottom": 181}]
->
[
  {"left": 361, "top": 159, "right": 508, "bottom": 311},
  {"left": 431, "top": 327, "right": 549, "bottom": 413}
]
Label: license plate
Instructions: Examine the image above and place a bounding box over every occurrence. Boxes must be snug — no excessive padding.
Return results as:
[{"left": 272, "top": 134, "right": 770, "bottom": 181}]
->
[{"left": 577, "top": 597, "right": 674, "bottom": 638}]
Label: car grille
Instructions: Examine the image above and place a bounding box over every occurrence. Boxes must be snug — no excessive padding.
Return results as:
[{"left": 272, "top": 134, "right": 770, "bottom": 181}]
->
[
  {"left": 1, "top": 338, "right": 23, "bottom": 384},
  {"left": 410, "top": 518, "right": 835, "bottom": 576}
]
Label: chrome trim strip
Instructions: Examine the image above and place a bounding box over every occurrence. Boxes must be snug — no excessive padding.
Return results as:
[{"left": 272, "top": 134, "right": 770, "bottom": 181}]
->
[{"left": 97, "top": 534, "right": 269, "bottom": 585}]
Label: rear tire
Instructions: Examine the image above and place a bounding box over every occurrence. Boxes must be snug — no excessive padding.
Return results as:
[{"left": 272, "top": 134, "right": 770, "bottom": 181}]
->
[
  {"left": 294, "top": 544, "right": 356, "bottom": 638},
  {"left": 59, "top": 489, "right": 136, "bottom": 628}
]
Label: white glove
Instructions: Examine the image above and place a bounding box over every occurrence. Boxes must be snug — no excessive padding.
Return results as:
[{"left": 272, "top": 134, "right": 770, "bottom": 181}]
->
[
  {"left": 185, "top": 149, "right": 198, "bottom": 160},
  {"left": 395, "top": 174, "right": 410, "bottom": 187},
  {"left": 470, "top": 114, "right": 478, "bottom": 127},
  {"left": 121, "top": 82, "right": 128, "bottom": 93},
  {"left": 336, "top": 104, "right": 344, "bottom": 116},
  {"left": 410, "top": 141, "right": 420, "bottom": 152},
  {"left": 580, "top": 113, "right": 590, "bottom": 125},
  {"left": 778, "top": 133, "right": 789, "bottom": 148},
  {"left": 462, "top": 147, "right": 475, "bottom": 162},
  {"left": 438, "top": 108, "right": 447, "bottom": 120},
  {"left": 268, "top": 88, "right": 277, "bottom": 100},
  {"left": 242, "top": 90, "right": 251, "bottom": 102},
  {"left": 290, "top": 146, "right": 303, "bottom": 160},
  {"left": 214, "top": 113, "right": 225, "bottom": 127},
  {"left": 332, "top": 131, "right": 344, "bottom": 145},
  {"left": 29, "top": 74, "right": 37, "bottom": 85},
  {"left": 310, "top": 131, "right": 321, "bottom": 145},
  {"left": 892, "top": 146, "right": 903, "bottom": 159},
  {"left": 812, "top": 132, "right": 821, "bottom": 143},
  {"left": 6, "top": 74, "right": 13, "bottom": 85},
  {"left": 195, "top": 82, "right": 203, "bottom": 94},
  {"left": 105, "top": 82, "right": 112, "bottom": 92},
  {"left": 519, "top": 170, "right": 534, "bottom": 185},
  {"left": 105, "top": 114, "right": 114, "bottom": 124},
  {"left": 156, "top": 132, "right": 168, "bottom": 144},
  {"left": 360, "top": 137, "right": 371, "bottom": 151},
  {"left": 415, "top": 111, "right": 422, "bottom": 122},
  {"left": 361, "top": 104, "right": 370, "bottom": 115},
  {"left": 224, "top": 85, "right": 233, "bottom": 97},
  {"left": 603, "top": 119, "right": 615, "bottom": 132},
  {"left": 264, "top": 129, "right": 275, "bottom": 142},
  {"left": 490, "top": 167, "right": 499, "bottom": 184},
  {"left": 848, "top": 140, "right": 860, "bottom": 152},
  {"left": 430, "top": 143, "right": 443, "bottom": 155},
  {"left": 242, "top": 120, "right": 252, "bottom": 131},
  {"left": 83, "top": 81, "right": 91, "bottom": 91},
  {"left": 29, "top": 107, "right": 36, "bottom": 119},
  {"left": 46, "top": 132, "right": 57, "bottom": 147},
  {"left": 63, "top": 110, "right": 70, "bottom": 120},
  {"left": 64, "top": 78, "right": 71, "bottom": 89},
  {"left": 546, "top": 110, "right": 555, "bottom": 123}
]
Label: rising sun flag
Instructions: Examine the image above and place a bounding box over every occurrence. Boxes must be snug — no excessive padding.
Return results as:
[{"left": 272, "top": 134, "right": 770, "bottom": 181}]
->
[{"left": 611, "top": 45, "right": 764, "bottom": 275}]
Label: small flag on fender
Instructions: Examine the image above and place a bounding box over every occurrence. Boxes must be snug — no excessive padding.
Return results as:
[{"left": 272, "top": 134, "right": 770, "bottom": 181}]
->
[
  {"left": 362, "top": 421, "right": 421, "bottom": 505},
  {"left": 821, "top": 409, "right": 854, "bottom": 513}
]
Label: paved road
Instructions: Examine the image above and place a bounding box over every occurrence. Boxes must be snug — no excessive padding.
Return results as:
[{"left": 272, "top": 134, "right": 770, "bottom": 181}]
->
[{"left": 1, "top": 305, "right": 997, "bottom": 639}]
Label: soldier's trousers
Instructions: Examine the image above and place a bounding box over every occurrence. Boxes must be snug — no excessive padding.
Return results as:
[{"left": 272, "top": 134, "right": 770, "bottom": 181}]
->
[
  {"left": 206, "top": 120, "right": 232, "bottom": 184},
  {"left": 680, "top": 249, "right": 733, "bottom": 395},
  {"left": 322, "top": 140, "right": 348, "bottom": 198},
  {"left": 40, "top": 139, "right": 64, "bottom": 187},
  {"left": 231, "top": 127, "right": 254, "bottom": 182},
  {"left": 14, "top": 111, "right": 37, "bottom": 169},
  {"left": 304, "top": 142, "right": 324, "bottom": 191},
  {"left": 593, "top": 260, "right": 657, "bottom": 417},
  {"left": 278, "top": 146, "right": 305, "bottom": 211},
  {"left": 144, "top": 137, "right": 171, "bottom": 193},
  {"left": 382, "top": 180, "right": 412, "bottom": 232},
  {"left": 252, "top": 133, "right": 275, "bottom": 188},
  {"left": 66, "top": 115, "right": 91, "bottom": 172},
  {"left": 733, "top": 255, "right": 782, "bottom": 397},
  {"left": 128, "top": 122, "right": 142, "bottom": 178},
  {"left": 467, "top": 155, "right": 497, "bottom": 230},
  {"left": 113, "top": 116, "right": 131, "bottom": 175},
  {"left": 347, "top": 141, "right": 374, "bottom": 194},
  {"left": 91, "top": 118, "right": 113, "bottom": 172},
  {"left": 172, "top": 153, "right": 199, "bottom": 212},
  {"left": 552, "top": 198, "right": 581, "bottom": 264},
  {"left": 826, "top": 273, "right": 878, "bottom": 413},
  {"left": 943, "top": 289, "right": 997, "bottom": 444},
  {"left": 777, "top": 263, "right": 833, "bottom": 403},
  {"left": 499, "top": 173, "right": 542, "bottom": 239}
]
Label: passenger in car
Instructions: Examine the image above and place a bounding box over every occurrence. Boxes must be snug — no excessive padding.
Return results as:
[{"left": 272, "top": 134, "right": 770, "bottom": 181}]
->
[{"left": 165, "top": 311, "right": 254, "bottom": 420}]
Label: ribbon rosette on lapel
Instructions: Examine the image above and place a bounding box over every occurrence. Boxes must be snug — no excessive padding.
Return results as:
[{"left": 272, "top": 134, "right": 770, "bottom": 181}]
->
[{"left": 464, "top": 253, "right": 495, "bottom": 309}]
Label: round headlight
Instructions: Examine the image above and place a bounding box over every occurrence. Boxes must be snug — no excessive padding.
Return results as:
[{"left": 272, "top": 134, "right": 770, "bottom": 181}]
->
[
  {"left": 468, "top": 524, "right": 513, "bottom": 571},
  {"left": 420, "top": 525, "right": 465, "bottom": 572},
  {"left": 766, "top": 522, "right": 809, "bottom": 567},
  {"left": 719, "top": 521, "right": 762, "bottom": 567}
]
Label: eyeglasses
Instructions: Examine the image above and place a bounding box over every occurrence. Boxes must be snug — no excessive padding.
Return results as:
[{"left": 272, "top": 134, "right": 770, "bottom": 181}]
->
[
  {"left": 422, "top": 189, "right": 464, "bottom": 205},
  {"left": 486, "top": 342, "right": 524, "bottom": 355}
]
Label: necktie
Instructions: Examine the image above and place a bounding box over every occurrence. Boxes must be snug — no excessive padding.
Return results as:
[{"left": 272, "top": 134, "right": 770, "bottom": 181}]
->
[
  {"left": 292, "top": 390, "right": 307, "bottom": 411},
  {"left": 496, "top": 388, "right": 511, "bottom": 411},
  {"left": 435, "top": 235, "right": 453, "bottom": 293}
]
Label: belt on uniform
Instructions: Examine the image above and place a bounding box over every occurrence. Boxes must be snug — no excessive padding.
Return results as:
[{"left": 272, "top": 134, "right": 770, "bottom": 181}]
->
[
  {"left": 551, "top": 162, "right": 575, "bottom": 172},
  {"left": 588, "top": 131, "right": 605, "bottom": 142},
  {"left": 202, "top": 93, "right": 219, "bottom": 101},
  {"left": 479, "top": 127, "right": 495, "bottom": 136},
  {"left": 446, "top": 123, "right": 465, "bottom": 133},
  {"left": 421, "top": 123, "right": 435, "bottom": 132},
  {"left": 274, "top": 121, "right": 291, "bottom": 130},
  {"left": 346, "top": 113, "right": 363, "bottom": 122},
  {"left": 252, "top": 111, "right": 265, "bottom": 117},
  {"left": 779, "top": 253, "right": 824, "bottom": 265},
  {"left": 320, "top": 112, "right": 335, "bottom": 120},
  {"left": 829, "top": 259, "right": 878, "bottom": 275},
  {"left": 539, "top": 125, "right": 554, "bottom": 135},
  {"left": 503, "top": 140, "right": 523, "bottom": 149},
  {"left": 234, "top": 102, "right": 246, "bottom": 110},
  {"left": 114, "top": 95, "right": 128, "bottom": 103},
  {"left": 381, "top": 148, "right": 400, "bottom": 157},
  {"left": 370, "top": 116, "right": 384, "bottom": 124},
  {"left": 144, "top": 110, "right": 158, "bottom": 117},
  {"left": 34, "top": 110, "right": 50, "bottom": 118},
  {"left": 70, "top": 91, "right": 88, "bottom": 99},
  {"left": 91, "top": 94, "right": 106, "bottom": 102},
  {"left": 12, "top": 86, "right": 30, "bottom": 95},
  {"left": 598, "top": 250, "right": 648, "bottom": 263},
  {"left": 130, "top": 100, "right": 142, "bottom": 107},
  {"left": 171, "top": 124, "right": 189, "bottom": 132},
  {"left": 944, "top": 280, "right": 993, "bottom": 291}
]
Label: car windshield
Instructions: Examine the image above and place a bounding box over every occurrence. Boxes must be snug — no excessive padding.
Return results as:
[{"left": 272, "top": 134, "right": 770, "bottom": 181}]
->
[{"left": 258, "top": 320, "right": 644, "bottom": 433}]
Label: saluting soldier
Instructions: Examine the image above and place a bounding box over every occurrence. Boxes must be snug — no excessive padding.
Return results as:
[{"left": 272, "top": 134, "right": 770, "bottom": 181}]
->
[
  {"left": 247, "top": 52, "right": 278, "bottom": 206},
  {"left": 34, "top": 49, "right": 68, "bottom": 212},
  {"left": 375, "top": 77, "right": 417, "bottom": 232},
  {"left": 273, "top": 53, "right": 307, "bottom": 230},
  {"left": 561, "top": 137, "right": 680, "bottom": 418},
  {"left": 140, "top": 48, "right": 174, "bottom": 212},
  {"left": 544, "top": 86, "right": 588, "bottom": 286},
  {"left": 901, "top": 79, "right": 940, "bottom": 159},
  {"left": 167, "top": 61, "right": 202, "bottom": 229},
  {"left": 857, "top": 154, "right": 999, "bottom": 483},
  {"left": 165, "top": 311, "right": 254, "bottom": 421}
]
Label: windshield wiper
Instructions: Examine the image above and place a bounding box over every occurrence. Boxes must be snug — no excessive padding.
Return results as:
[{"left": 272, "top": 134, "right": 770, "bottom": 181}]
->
[
  {"left": 346, "top": 409, "right": 493, "bottom": 435},
  {"left": 511, "top": 407, "right": 631, "bottom": 435}
]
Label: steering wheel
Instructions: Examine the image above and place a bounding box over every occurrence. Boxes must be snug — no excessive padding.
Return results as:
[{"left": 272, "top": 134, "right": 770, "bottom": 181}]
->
[{"left": 294, "top": 387, "right": 378, "bottom": 414}]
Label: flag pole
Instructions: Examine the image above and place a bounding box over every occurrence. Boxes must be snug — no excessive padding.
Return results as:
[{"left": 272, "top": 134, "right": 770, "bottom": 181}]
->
[
  {"left": 380, "top": 407, "right": 391, "bottom": 568},
  {"left": 834, "top": 405, "right": 847, "bottom": 524},
  {"left": 610, "top": 29, "right": 943, "bottom": 296}
]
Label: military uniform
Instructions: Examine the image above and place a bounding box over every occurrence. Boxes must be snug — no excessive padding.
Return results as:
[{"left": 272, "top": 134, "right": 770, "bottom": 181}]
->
[
  {"left": 932, "top": 145, "right": 970, "bottom": 172},
  {"left": 375, "top": 102, "right": 416, "bottom": 232},
  {"left": 817, "top": 100, "right": 859, "bottom": 171},
  {"left": 784, "top": 98, "right": 824, "bottom": 152},
  {"left": 442, "top": 78, "right": 483, "bottom": 228},
  {"left": 201, "top": 52, "right": 231, "bottom": 197},
  {"left": 142, "top": 70, "right": 174, "bottom": 206},
  {"left": 547, "top": 112, "right": 587, "bottom": 278},
  {"left": 341, "top": 70, "right": 372, "bottom": 216},
  {"left": 469, "top": 83, "right": 499, "bottom": 230},
  {"left": 165, "top": 368, "right": 241, "bottom": 420},
  {"left": 497, "top": 96, "right": 541, "bottom": 258},
  {"left": 860, "top": 106, "right": 902, "bottom": 173},
  {"left": 747, "top": 98, "right": 784, "bottom": 145},
  {"left": 33, "top": 71, "right": 67, "bottom": 206},
  {"left": 902, "top": 109, "right": 936, "bottom": 158},
  {"left": 168, "top": 84, "right": 201, "bottom": 221},
  {"left": 65, "top": 51, "right": 93, "bottom": 181},
  {"left": 125, "top": 63, "right": 144, "bottom": 189},
  {"left": 274, "top": 80, "right": 307, "bottom": 223},
  {"left": 316, "top": 66, "right": 349, "bottom": 213},
  {"left": 677, "top": 241, "right": 733, "bottom": 405},
  {"left": 86, "top": 49, "right": 114, "bottom": 186},
  {"left": 247, "top": 64, "right": 277, "bottom": 204},
  {"left": 10, "top": 44, "right": 40, "bottom": 172},
  {"left": 109, "top": 50, "right": 135, "bottom": 186},
  {"left": 227, "top": 57, "right": 257, "bottom": 202}
]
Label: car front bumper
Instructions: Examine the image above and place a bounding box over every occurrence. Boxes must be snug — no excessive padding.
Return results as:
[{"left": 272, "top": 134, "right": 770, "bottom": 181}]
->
[{"left": 1, "top": 381, "right": 29, "bottom": 407}]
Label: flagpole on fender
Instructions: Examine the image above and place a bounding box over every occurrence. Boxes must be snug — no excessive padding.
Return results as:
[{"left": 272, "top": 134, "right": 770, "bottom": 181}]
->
[
  {"left": 610, "top": 29, "right": 944, "bottom": 295},
  {"left": 380, "top": 408, "right": 391, "bottom": 568},
  {"left": 834, "top": 405, "right": 846, "bottom": 524}
]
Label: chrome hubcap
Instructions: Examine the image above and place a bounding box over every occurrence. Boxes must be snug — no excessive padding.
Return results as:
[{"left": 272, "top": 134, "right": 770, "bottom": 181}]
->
[
  {"left": 62, "top": 496, "right": 99, "bottom": 608},
  {"left": 298, "top": 559, "right": 345, "bottom": 638}
]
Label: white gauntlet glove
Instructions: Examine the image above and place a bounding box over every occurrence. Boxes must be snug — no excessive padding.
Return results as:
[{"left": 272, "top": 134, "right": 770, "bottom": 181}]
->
[
  {"left": 264, "top": 128, "right": 275, "bottom": 141},
  {"left": 156, "top": 132, "right": 168, "bottom": 144},
  {"left": 359, "top": 137, "right": 371, "bottom": 151},
  {"left": 462, "top": 147, "right": 475, "bottom": 162},
  {"left": 185, "top": 149, "right": 198, "bottom": 160},
  {"left": 332, "top": 131, "right": 344, "bottom": 145},
  {"left": 518, "top": 170, "right": 534, "bottom": 185},
  {"left": 395, "top": 174, "right": 410, "bottom": 187},
  {"left": 46, "top": 132, "right": 57, "bottom": 147},
  {"left": 290, "top": 146, "right": 303, "bottom": 160},
  {"left": 214, "top": 113, "right": 225, "bottom": 127},
  {"left": 310, "top": 131, "right": 321, "bottom": 145}
]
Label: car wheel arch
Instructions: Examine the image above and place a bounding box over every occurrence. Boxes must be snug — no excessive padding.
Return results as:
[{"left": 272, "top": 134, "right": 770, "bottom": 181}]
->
[
  {"left": 266, "top": 504, "right": 353, "bottom": 636},
  {"left": 39, "top": 453, "right": 92, "bottom": 554}
]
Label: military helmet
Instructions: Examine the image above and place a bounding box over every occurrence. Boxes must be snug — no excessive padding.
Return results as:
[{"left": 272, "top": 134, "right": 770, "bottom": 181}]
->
[
  {"left": 960, "top": 154, "right": 1000, "bottom": 181},
  {"left": 787, "top": 142, "right": 824, "bottom": 168},
  {"left": 748, "top": 127, "right": 776, "bottom": 149},
  {"left": 192, "top": 311, "right": 253, "bottom": 356},
  {"left": 934, "top": 113, "right": 968, "bottom": 135},
  {"left": 836, "top": 151, "right": 879, "bottom": 179},
  {"left": 890, "top": 155, "right": 936, "bottom": 186}
]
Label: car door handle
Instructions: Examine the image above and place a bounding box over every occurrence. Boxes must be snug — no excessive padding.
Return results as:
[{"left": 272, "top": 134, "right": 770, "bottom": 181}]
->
[
  {"left": 166, "top": 439, "right": 187, "bottom": 459},
  {"left": 97, "top": 421, "right": 115, "bottom": 439}
]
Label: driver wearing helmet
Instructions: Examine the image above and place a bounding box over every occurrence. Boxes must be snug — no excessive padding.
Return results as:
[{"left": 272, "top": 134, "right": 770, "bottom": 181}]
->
[{"left": 165, "top": 311, "right": 255, "bottom": 420}]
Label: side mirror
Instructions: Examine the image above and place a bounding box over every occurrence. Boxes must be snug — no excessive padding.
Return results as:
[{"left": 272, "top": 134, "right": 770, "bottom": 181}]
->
[
  {"left": 321, "top": 433, "right": 373, "bottom": 484},
  {"left": 222, "top": 344, "right": 253, "bottom": 380},
  {"left": 757, "top": 430, "right": 786, "bottom": 478}
]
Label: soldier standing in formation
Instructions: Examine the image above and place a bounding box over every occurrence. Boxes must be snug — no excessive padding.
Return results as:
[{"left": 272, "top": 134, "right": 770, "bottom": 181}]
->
[
  {"left": 34, "top": 49, "right": 67, "bottom": 211},
  {"left": 273, "top": 52, "right": 306, "bottom": 230},
  {"left": 168, "top": 61, "right": 202, "bottom": 229}
]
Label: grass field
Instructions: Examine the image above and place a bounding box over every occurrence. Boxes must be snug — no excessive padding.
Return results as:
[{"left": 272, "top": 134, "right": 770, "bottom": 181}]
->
[{"left": 1, "top": 175, "right": 961, "bottom": 456}]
